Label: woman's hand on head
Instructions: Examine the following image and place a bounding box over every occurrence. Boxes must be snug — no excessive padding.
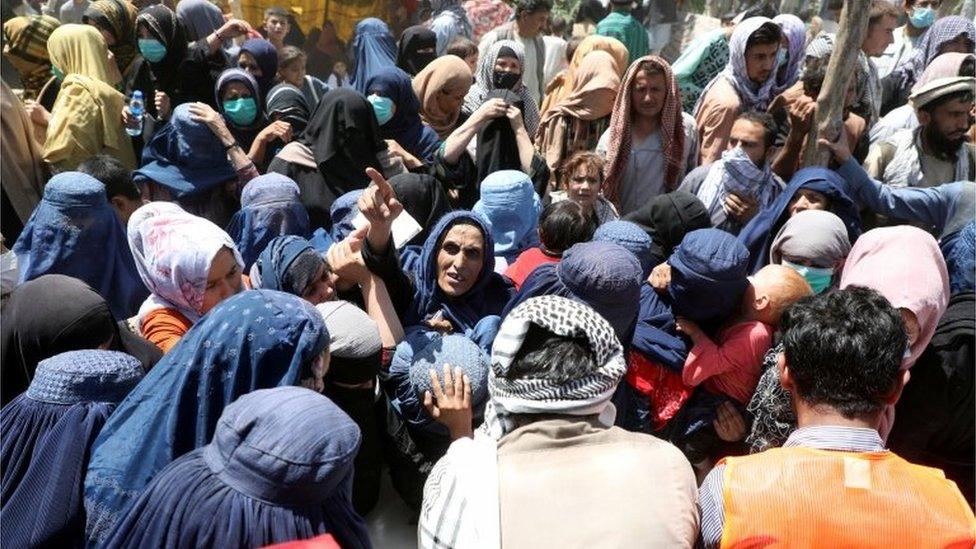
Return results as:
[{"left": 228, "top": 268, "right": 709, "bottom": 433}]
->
[
  {"left": 217, "top": 19, "right": 252, "bottom": 40},
  {"left": 423, "top": 363, "right": 473, "bottom": 440},
  {"left": 187, "top": 102, "right": 233, "bottom": 143}
]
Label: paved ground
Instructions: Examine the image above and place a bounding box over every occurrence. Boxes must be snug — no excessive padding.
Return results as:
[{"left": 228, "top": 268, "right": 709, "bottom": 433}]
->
[{"left": 366, "top": 469, "right": 418, "bottom": 548}]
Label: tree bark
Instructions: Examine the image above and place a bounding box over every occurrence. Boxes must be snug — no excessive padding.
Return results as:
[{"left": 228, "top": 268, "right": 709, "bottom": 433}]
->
[{"left": 802, "top": 0, "right": 872, "bottom": 167}]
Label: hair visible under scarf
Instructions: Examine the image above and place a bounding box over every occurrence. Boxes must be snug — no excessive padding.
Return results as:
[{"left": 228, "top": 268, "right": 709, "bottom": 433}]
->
[
  {"left": 136, "top": 5, "right": 187, "bottom": 92},
  {"left": 482, "top": 294, "right": 626, "bottom": 439},
  {"left": 253, "top": 235, "right": 325, "bottom": 298},
  {"left": 463, "top": 39, "right": 540, "bottom": 135},
  {"left": 2, "top": 15, "right": 59, "bottom": 96},
  {"left": 694, "top": 16, "right": 779, "bottom": 115},
  {"left": 604, "top": 55, "right": 685, "bottom": 202},
  {"left": 83, "top": 0, "right": 139, "bottom": 73}
]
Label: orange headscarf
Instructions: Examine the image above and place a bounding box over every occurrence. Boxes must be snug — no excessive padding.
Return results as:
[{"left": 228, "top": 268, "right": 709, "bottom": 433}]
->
[
  {"left": 412, "top": 55, "right": 473, "bottom": 139},
  {"left": 540, "top": 35, "right": 628, "bottom": 115}
]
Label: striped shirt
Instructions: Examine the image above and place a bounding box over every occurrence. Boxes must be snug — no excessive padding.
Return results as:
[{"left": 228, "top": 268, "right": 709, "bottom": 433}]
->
[{"left": 697, "top": 426, "right": 886, "bottom": 548}]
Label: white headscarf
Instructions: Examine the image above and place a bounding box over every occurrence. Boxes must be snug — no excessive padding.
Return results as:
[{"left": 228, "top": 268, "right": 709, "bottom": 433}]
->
[
  {"left": 695, "top": 16, "right": 780, "bottom": 114},
  {"left": 463, "top": 39, "right": 541, "bottom": 135}
]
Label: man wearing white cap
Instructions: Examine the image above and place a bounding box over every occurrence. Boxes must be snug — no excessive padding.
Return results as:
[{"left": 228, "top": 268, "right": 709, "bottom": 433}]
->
[{"left": 864, "top": 75, "right": 975, "bottom": 188}]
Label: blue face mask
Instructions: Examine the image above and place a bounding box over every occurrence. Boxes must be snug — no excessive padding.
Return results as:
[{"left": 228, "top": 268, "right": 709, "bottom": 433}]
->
[
  {"left": 782, "top": 260, "right": 835, "bottom": 295},
  {"left": 909, "top": 6, "right": 936, "bottom": 28},
  {"left": 776, "top": 48, "right": 788, "bottom": 69},
  {"left": 222, "top": 97, "right": 258, "bottom": 126},
  {"left": 138, "top": 38, "right": 167, "bottom": 63},
  {"left": 367, "top": 94, "right": 394, "bottom": 126}
]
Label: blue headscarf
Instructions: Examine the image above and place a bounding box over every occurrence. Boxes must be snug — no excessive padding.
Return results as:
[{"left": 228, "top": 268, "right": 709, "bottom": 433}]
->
[
  {"left": 83, "top": 290, "right": 329, "bottom": 546},
  {"left": 631, "top": 284, "right": 688, "bottom": 372},
  {"left": 330, "top": 190, "right": 364, "bottom": 243},
  {"left": 407, "top": 211, "right": 514, "bottom": 333},
  {"left": 237, "top": 38, "right": 278, "bottom": 97},
  {"left": 252, "top": 235, "right": 327, "bottom": 298},
  {"left": 594, "top": 220, "right": 657, "bottom": 278},
  {"left": 350, "top": 18, "right": 397, "bottom": 94},
  {"left": 12, "top": 172, "right": 147, "bottom": 320},
  {"left": 471, "top": 170, "right": 542, "bottom": 264},
  {"left": 134, "top": 102, "right": 239, "bottom": 198},
  {"left": 738, "top": 167, "right": 862, "bottom": 274},
  {"left": 501, "top": 241, "right": 642, "bottom": 341},
  {"left": 226, "top": 174, "right": 311, "bottom": 270},
  {"left": 0, "top": 350, "right": 143, "bottom": 548},
  {"left": 668, "top": 228, "right": 749, "bottom": 325},
  {"left": 365, "top": 66, "right": 441, "bottom": 162},
  {"left": 943, "top": 220, "right": 975, "bottom": 295},
  {"left": 100, "top": 387, "right": 370, "bottom": 549},
  {"left": 387, "top": 330, "right": 490, "bottom": 438}
]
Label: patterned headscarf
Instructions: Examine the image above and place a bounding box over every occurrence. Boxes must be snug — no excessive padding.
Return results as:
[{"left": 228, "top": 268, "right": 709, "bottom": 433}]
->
[
  {"left": 2, "top": 15, "right": 59, "bottom": 97},
  {"left": 463, "top": 39, "right": 541, "bottom": 135},
  {"left": 603, "top": 55, "right": 685, "bottom": 203},
  {"left": 696, "top": 16, "right": 779, "bottom": 114},
  {"left": 804, "top": 32, "right": 834, "bottom": 62},
  {"left": 772, "top": 14, "right": 806, "bottom": 95},
  {"left": 482, "top": 295, "right": 626, "bottom": 439},
  {"left": 83, "top": 0, "right": 139, "bottom": 73},
  {"left": 898, "top": 16, "right": 976, "bottom": 90},
  {"left": 126, "top": 202, "right": 244, "bottom": 324}
]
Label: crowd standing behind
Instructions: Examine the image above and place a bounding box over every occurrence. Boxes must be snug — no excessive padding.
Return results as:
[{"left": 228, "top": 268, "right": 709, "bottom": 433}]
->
[{"left": 0, "top": 0, "right": 974, "bottom": 547}]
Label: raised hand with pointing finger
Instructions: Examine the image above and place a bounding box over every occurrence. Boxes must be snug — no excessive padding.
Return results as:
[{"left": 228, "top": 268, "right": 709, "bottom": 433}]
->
[{"left": 357, "top": 167, "right": 403, "bottom": 253}]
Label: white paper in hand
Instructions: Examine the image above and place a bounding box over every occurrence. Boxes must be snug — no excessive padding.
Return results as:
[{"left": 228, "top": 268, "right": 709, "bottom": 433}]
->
[{"left": 352, "top": 209, "right": 423, "bottom": 250}]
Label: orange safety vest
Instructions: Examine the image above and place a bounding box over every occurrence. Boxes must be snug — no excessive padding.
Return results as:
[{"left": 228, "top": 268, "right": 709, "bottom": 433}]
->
[{"left": 720, "top": 446, "right": 976, "bottom": 549}]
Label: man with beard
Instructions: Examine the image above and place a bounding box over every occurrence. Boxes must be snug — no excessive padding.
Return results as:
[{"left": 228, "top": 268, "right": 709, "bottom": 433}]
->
[
  {"left": 680, "top": 111, "right": 783, "bottom": 235},
  {"left": 865, "top": 76, "right": 975, "bottom": 187}
]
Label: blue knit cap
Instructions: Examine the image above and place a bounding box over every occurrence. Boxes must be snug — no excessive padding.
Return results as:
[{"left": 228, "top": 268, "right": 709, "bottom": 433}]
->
[
  {"left": 668, "top": 228, "right": 750, "bottom": 323},
  {"left": 26, "top": 350, "right": 144, "bottom": 405},
  {"left": 594, "top": 220, "right": 657, "bottom": 278},
  {"left": 408, "top": 334, "right": 490, "bottom": 409},
  {"left": 557, "top": 240, "right": 642, "bottom": 340}
]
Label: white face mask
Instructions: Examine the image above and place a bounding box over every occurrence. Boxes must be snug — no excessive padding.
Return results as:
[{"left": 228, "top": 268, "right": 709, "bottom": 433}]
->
[{"left": 1, "top": 249, "right": 19, "bottom": 296}]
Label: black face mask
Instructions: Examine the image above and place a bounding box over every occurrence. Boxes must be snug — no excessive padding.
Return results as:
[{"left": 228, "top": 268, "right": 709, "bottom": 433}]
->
[{"left": 492, "top": 70, "right": 521, "bottom": 90}]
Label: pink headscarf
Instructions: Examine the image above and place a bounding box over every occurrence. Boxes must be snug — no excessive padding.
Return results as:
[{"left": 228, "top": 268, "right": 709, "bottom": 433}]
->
[
  {"left": 839, "top": 226, "right": 950, "bottom": 439},
  {"left": 127, "top": 202, "right": 244, "bottom": 324}
]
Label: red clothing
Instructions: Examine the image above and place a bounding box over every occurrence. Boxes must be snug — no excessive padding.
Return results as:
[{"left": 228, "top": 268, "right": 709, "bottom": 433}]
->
[
  {"left": 682, "top": 321, "right": 774, "bottom": 404},
  {"left": 503, "top": 247, "right": 561, "bottom": 289}
]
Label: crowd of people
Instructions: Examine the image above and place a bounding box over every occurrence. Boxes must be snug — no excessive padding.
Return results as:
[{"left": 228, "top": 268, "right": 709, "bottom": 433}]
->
[{"left": 0, "top": 0, "right": 974, "bottom": 545}]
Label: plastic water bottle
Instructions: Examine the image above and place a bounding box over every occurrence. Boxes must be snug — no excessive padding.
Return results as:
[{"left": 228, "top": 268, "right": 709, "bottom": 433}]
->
[{"left": 125, "top": 91, "right": 144, "bottom": 137}]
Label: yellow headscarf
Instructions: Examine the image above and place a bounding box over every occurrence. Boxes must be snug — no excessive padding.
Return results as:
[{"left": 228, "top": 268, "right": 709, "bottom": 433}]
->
[
  {"left": 46, "top": 24, "right": 120, "bottom": 87},
  {"left": 540, "top": 35, "right": 628, "bottom": 115}
]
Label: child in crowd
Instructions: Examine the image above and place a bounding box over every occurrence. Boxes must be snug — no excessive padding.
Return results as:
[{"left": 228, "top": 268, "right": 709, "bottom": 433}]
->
[
  {"left": 326, "top": 60, "right": 351, "bottom": 89},
  {"left": 504, "top": 200, "right": 597, "bottom": 288},
  {"left": 678, "top": 264, "right": 812, "bottom": 405},
  {"left": 445, "top": 37, "right": 479, "bottom": 75},
  {"left": 277, "top": 46, "right": 330, "bottom": 105}
]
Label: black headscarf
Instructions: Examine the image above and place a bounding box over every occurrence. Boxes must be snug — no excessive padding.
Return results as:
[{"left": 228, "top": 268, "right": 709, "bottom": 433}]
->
[
  {"left": 475, "top": 88, "right": 523, "bottom": 186},
  {"left": 302, "top": 88, "right": 387, "bottom": 196},
  {"left": 266, "top": 82, "right": 311, "bottom": 136},
  {"left": 388, "top": 173, "right": 453, "bottom": 247},
  {"left": 136, "top": 4, "right": 187, "bottom": 95},
  {"left": 622, "top": 191, "right": 711, "bottom": 266},
  {"left": 396, "top": 25, "right": 437, "bottom": 76},
  {"left": 0, "top": 274, "right": 162, "bottom": 404}
]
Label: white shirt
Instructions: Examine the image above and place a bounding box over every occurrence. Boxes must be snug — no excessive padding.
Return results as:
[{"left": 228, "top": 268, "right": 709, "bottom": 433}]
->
[{"left": 875, "top": 25, "right": 923, "bottom": 78}]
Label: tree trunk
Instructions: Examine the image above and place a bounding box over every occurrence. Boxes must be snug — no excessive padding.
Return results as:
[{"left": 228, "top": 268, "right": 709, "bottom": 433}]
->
[{"left": 802, "top": 0, "right": 872, "bottom": 167}]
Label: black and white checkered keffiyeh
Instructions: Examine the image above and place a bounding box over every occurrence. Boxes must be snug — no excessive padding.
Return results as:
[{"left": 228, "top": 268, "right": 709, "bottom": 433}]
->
[{"left": 482, "top": 295, "right": 627, "bottom": 439}]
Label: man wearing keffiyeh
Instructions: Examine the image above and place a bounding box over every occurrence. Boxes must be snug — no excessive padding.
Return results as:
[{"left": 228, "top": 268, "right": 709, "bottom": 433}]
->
[{"left": 418, "top": 295, "right": 698, "bottom": 549}]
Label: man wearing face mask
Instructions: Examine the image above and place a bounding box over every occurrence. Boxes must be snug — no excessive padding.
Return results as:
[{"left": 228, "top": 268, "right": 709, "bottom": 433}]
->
[
  {"left": 865, "top": 76, "right": 975, "bottom": 188},
  {"left": 680, "top": 111, "right": 784, "bottom": 235},
  {"left": 875, "top": 0, "right": 941, "bottom": 78},
  {"left": 477, "top": 0, "right": 551, "bottom": 105}
]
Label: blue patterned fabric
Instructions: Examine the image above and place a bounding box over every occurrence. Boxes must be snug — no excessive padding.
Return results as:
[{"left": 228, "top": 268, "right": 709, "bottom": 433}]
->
[
  {"left": 83, "top": 290, "right": 329, "bottom": 546},
  {"left": 226, "top": 174, "right": 311, "bottom": 269},
  {"left": 471, "top": 170, "right": 542, "bottom": 264},
  {"left": 0, "top": 350, "right": 143, "bottom": 548},
  {"left": 101, "top": 387, "right": 370, "bottom": 549},
  {"left": 12, "top": 172, "right": 147, "bottom": 320}
]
